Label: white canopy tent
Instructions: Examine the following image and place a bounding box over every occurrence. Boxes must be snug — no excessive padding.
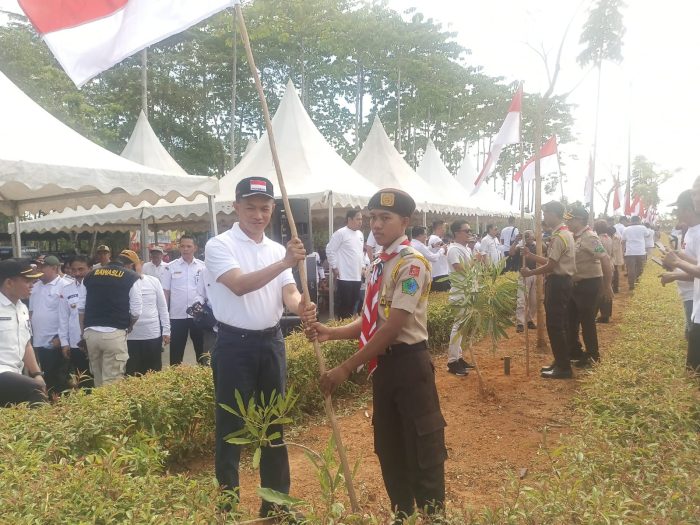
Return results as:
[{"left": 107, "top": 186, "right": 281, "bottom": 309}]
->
[
  {"left": 0, "top": 72, "right": 218, "bottom": 256},
  {"left": 455, "top": 149, "right": 523, "bottom": 218},
  {"left": 352, "top": 117, "right": 466, "bottom": 214}
]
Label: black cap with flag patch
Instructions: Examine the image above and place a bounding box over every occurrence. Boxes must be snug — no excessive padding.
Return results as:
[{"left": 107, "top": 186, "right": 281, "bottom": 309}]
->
[{"left": 235, "top": 177, "right": 274, "bottom": 200}]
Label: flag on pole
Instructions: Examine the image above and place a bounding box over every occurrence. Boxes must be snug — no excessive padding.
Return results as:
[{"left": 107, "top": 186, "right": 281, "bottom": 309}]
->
[
  {"left": 612, "top": 179, "right": 622, "bottom": 214},
  {"left": 474, "top": 84, "right": 522, "bottom": 190},
  {"left": 513, "top": 135, "right": 558, "bottom": 184},
  {"left": 18, "top": 0, "right": 235, "bottom": 87},
  {"left": 624, "top": 177, "right": 632, "bottom": 215},
  {"left": 584, "top": 152, "right": 594, "bottom": 205},
  {"left": 629, "top": 195, "right": 644, "bottom": 217}
]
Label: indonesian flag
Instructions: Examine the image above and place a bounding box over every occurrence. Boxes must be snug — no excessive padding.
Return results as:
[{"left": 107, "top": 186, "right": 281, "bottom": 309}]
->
[
  {"left": 584, "top": 152, "right": 594, "bottom": 205},
  {"left": 630, "top": 195, "right": 644, "bottom": 217},
  {"left": 624, "top": 177, "right": 632, "bottom": 215},
  {"left": 474, "top": 84, "right": 522, "bottom": 191},
  {"left": 19, "top": 0, "right": 236, "bottom": 87},
  {"left": 513, "top": 135, "right": 558, "bottom": 184},
  {"left": 612, "top": 179, "right": 622, "bottom": 214}
]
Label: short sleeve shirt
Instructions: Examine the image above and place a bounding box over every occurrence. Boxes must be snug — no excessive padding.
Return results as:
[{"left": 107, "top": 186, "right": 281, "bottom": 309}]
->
[
  {"left": 377, "top": 236, "right": 431, "bottom": 344},
  {"left": 161, "top": 257, "right": 205, "bottom": 319},
  {"left": 447, "top": 243, "right": 472, "bottom": 273},
  {"left": 547, "top": 226, "right": 576, "bottom": 276},
  {"left": 0, "top": 292, "right": 32, "bottom": 375},
  {"left": 573, "top": 228, "right": 605, "bottom": 281}
]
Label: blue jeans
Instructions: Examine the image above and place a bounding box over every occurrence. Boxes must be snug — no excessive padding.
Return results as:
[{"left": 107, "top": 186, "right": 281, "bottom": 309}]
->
[{"left": 211, "top": 325, "right": 290, "bottom": 508}]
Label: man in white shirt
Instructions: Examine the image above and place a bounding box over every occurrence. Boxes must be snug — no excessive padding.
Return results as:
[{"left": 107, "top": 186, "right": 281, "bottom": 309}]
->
[
  {"left": 93, "top": 245, "right": 111, "bottom": 269},
  {"left": 479, "top": 224, "right": 503, "bottom": 266},
  {"left": 162, "top": 235, "right": 206, "bottom": 365},
  {"left": 0, "top": 259, "right": 46, "bottom": 406},
  {"left": 621, "top": 215, "right": 648, "bottom": 291},
  {"left": 365, "top": 230, "right": 380, "bottom": 259},
  {"left": 410, "top": 226, "right": 444, "bottom": 267},
  {"left": 500, "top": 217, "right": 519, "bottom": 270},
  {"left": 204, "top": 176, "right": 312, "bottom": 517},
  {"left": 326, "top": 209, "right": 365, "bottom": 318},
  {"left": 644, "top": 222, "right": 655, "bottom": 258},
  {"left": 613, "top": 216, "right": 628, "bottom": 237},
  {"left": 141, "top": 245, "right": 169, "bottom": 285},
  {"left": 445, "top": 220, "right": 476, "bottom": 376},
  {"left": 429, "top": 220, "right": 450, "bottom": 292},
  {"left": 30, "top": 255, "right": 70, "bottom": 396},
  {"left": 58, "top": 255, "right": 93, "bottom": 388}
]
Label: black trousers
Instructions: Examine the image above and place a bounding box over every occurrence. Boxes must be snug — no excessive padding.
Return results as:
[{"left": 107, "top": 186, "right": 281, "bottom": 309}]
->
[
  {"left": 0, "top": 371, "right": 46, "bottom": 406},
  {"left": 568, "top": 277, "right": 602, "bottom": 361},
  {"left": 126, "top": 338, "right": 163, "bottom": 376},
  {"left": 431, "top": 276, "right": 450, "bottom": 292},
  {"left": 372, "top": 346, "right": 446, "bottom": 520},
  {"left": 612, "top": 266, "right": 620, "bottom": 293},
  {"left": 335, "top": 280, "right": 361, "bottom": 319},
  {"left": 36, "top": 346, "right": 70, "bottom": 396},
  {"left": 545, "top": 274, "right": 573, "bottom": 369},
  {"left": 170, "top": 318, "right": 204, "bottom": 365},
  {"left": 687, "top": 323, "right": 700, "bottom": 372},
  {"left": 211, "top": 324, "right": 289, "bottom": 516},
  {"left": 68, "top": 347, "right": 94, "bottom": 388}
]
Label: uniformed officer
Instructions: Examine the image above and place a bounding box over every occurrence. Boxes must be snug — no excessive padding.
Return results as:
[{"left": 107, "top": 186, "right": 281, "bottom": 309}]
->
[
  {"left": 521, "top": 200, "right": 576, "bottom": 379},
  {"left": 80, "top": 253, "right": 143, "bottom": 387},
  {"left": 307, "top": 188, "right": 447, "bottom": 521},
  {"left": 0, "top": 259, "right": 47, "bottom": 406},
  {"left": 204, "top": 176, "right": 312, "bottom": 519},
  {"left": 162, "top": 235, "right": 206, "bottom": 365},
  {"left": 565, "top": 206, "right": 614, "bottom": 367}
]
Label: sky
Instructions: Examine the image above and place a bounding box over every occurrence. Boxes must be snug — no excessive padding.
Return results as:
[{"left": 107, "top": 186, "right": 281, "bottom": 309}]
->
[
  {"left": 2, "top": 0, "right": 698, "bottom": 214},
  {"left": 388, "top": 0, "right": 700, "bottom": 213}
]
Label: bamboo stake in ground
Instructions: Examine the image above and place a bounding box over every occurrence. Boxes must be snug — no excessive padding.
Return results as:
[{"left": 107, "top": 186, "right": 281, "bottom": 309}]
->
[
  {"left": 521, "top": 246, "right": 530, "bottom": 376},
  {"left": 233, "top": 3, "right": 360, "bottom": 513}
]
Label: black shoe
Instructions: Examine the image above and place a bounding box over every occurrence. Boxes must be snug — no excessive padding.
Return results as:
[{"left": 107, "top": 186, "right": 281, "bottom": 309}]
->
[
  {"left": 447, "top": 361, "right": 468, "bottom": 376},
  {"left": 596, "top": 317, "right": 609, "bottom": 324},
  {"left": 540, "top": 363, "right": 556, "bottom": 372},
  {"left": 541, "top": 367, "right": 573, "bottom": 379},
  {"left": 527, "top": 321, "right": 537, "bottom": 329},
  {"left": 457, "top": 357, "right": 475, "bottom": 370},
  {"left": 516, "top": 324, "right": 524, "bottom": 333}
]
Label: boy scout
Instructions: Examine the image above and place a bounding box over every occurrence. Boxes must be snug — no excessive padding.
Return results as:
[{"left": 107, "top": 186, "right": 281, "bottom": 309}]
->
[
  {"left": 307, "top": 188, "right": 447, "bottom": 521},
  {"left": 521, "top": 200, "right": 576, "bottom": 379},
  {"left": 565, "top": 205, "right": 614, "bottom": 367}
]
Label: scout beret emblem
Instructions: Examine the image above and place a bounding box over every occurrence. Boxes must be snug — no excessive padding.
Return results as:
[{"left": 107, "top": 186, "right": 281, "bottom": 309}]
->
[{"left": 380, "top": 193, "right": 395, "bottom": 207}]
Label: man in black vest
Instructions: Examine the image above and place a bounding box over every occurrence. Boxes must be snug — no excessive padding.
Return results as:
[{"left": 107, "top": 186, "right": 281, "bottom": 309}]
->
[{"left": 80, "top": 253, "right": 142, "bottom": 387}]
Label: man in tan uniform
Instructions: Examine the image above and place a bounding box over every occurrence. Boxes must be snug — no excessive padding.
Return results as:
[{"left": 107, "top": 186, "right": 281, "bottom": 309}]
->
[
  {"left": 521, "top": 201, "right": 576, "bottom": 379},
  {"left": 566, "top": 207, "right": 614, "bottom": 367},
  {"left": 307, "top": 188, "right": 446, "bottom": 521}
]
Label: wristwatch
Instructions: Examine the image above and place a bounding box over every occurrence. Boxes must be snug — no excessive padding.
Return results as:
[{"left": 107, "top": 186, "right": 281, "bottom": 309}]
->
[{"left": 29, "top": 371, "right": 44, "bottom": 378}]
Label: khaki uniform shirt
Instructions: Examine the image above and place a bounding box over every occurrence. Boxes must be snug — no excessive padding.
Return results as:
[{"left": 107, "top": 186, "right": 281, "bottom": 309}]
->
[
  {"left": 377, "top": 235, "right": 431, "bottom": 344},
  {"left": 547, "top": 225, "right": 576, "bottom": 276},
  {"left": 573, "top": 227, "right": 605, "bottom": 281},
  {"left": 611, "top": 233, "right": 624, "bottom": 266}
]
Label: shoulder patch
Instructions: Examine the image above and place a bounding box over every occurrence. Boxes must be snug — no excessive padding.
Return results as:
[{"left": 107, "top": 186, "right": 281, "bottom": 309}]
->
[
  {"left": 401, "top": 277, "right": 419, "bottom": 296},
  {"left": 399, "top": 248, "right": 412, "bottom": 257},
  {"left": 594, "top": 243, "right": 606, "bottom": 254},
  {"left": 409, "top": 265, "right": 421, "bottom": 277}
]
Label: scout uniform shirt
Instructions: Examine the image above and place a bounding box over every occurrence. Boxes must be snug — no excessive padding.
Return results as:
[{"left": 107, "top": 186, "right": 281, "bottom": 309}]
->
[
  {"left": 376, "top": 235, "right": 431, "bottom": 345},
  {"left": 574, "top": 227, "right": 605, "bottom": 281},
  {"left": 547, "top": 225, "right": 576, "bottom": 276}
]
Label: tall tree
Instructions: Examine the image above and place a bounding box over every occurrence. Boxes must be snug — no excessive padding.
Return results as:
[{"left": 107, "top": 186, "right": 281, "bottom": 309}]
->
[{"left": 578, "top": 0, "right": 626, "bottom": 223}]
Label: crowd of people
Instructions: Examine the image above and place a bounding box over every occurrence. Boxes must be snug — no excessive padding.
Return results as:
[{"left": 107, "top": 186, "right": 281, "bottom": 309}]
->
[{"left": 0, "top": 176, "right": 673, "bottom": 522}]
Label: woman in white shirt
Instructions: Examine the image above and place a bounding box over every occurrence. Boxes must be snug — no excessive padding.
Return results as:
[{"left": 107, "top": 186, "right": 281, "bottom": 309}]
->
[{"left": 118, "top": 250, "right": 171, "bottom": 376}]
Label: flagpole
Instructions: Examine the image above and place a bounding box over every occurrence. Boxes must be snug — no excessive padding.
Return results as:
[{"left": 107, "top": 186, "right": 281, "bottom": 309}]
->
[
  {"left": 141, "top": 48, "right": 148, "bottom": 117},
  {"left": 590, "top": 62, "right": 603, "bottom": 226},
  {"left": 233, "top": 3, "right": 360, "bottom": 512},
  {"left": 230, "top": 8, "right": 238, "bottom": 170}
]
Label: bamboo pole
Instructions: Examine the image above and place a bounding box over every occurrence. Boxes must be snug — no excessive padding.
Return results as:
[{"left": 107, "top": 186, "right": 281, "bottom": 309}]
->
[{"left": 233, "top": 3, "right": 359, "bottom": 512}]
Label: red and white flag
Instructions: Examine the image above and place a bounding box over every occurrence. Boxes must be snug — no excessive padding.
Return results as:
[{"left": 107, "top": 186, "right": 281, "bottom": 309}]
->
[
  {"left": 584, "top": 152, "right": 594, "bottom": 205},
  {"left": 19, "top": 0, "right": 236, "bottom": 87},
  {"left": 513, "top": 135, "right": 558, "bottom": 184},
  {"left": 624, "top": 177, "right": 632, "bottom": 215},
  {"left": 612, "top": 179, "right": 622, "bottom": 214},
  {"left": 629, "top": 195, "right": 644, "bottom": 217},
  {"left": 474, "top": 84, "right": 522, "bottom": 191}
]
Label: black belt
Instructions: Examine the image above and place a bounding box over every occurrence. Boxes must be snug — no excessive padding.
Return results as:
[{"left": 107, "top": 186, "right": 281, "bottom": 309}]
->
[
  {"left": 217, "top": 322, "right": 280, "bottom": 337},
  {"left": 379, "top": 341, "right": 428, "bottom": 360}
]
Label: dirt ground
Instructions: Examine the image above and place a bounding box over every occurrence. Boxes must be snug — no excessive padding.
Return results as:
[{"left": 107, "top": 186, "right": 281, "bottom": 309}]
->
[{"left": 182, "top": 282, "right": 631, "bottom": 519}]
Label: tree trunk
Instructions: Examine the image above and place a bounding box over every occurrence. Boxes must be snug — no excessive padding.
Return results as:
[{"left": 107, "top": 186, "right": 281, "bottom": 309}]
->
[
  {"left": 590, "top": 62, "right": 603, "bottom": 225},
  {"left": 230, "top": 9, "right": 238, "bottom": 169},
  {"left": 396, "top": 68, "right": 402, "bottom": 152}
]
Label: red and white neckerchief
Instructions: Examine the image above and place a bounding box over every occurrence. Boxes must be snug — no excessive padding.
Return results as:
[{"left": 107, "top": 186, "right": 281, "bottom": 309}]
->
[{"left": 359, "top": 238, "right": 410, "bottom": 373}]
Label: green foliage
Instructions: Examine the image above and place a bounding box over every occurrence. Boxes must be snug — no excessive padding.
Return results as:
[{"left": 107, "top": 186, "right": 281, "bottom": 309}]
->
[
  {"left": 577, "top": 0, "right": 627, "bottom": 67},
  {"left": 631, "top": 154, "right": 675, "bottom": 209}
]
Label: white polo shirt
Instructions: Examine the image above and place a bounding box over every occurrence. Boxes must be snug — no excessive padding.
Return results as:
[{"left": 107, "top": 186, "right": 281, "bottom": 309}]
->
[
  {"left": 0, "top": 292, "right": 32, "bottom": 375},
  {"left": 499, "top": 226, "right": 519, "bottom": 255},
  {"left": 645, "top": 227, "right": 655, "bottom": 249},
  {"left": 58, "top": 279, "right": 86, "bottom": 348},
  {"left": 447, "top": 243, "right": 472, "bottom": 274},
  {"left": 29, "top": 275, "right": 69, "bottom": 348},
  {"left": 622, "top": 224, "right": 647, "bottom": 256},
  {"left": 326, "top": 226, "right": 364, "bottom": 282},
  {"left": 142, "top": 260, "right": 169, "bottom": 285},
  {"left": 128, "top": 275, "right": 170, "bottom": 340},
  {"left": 161, "top": 257, "right": 205, "bottom": 320},
  {"left": 614, "top": 223, "right": 626, "bottom": 237},
  {"left": 428, "top": 234, "right": 449, "bottom": 278},
  {"left": 204, "top": 223, "right": 296, "bottom": 330},
  {"left": 479, "top": 234, "right": 503, "bottom": 264}
]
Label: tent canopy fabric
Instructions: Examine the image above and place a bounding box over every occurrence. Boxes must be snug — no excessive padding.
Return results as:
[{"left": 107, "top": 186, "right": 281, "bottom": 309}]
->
[
  {"left": 0, "top": 72, "right": 218, "bottom": 216},
  {"left": 352, "top": 117, "right": 463, "bottom": 214}
]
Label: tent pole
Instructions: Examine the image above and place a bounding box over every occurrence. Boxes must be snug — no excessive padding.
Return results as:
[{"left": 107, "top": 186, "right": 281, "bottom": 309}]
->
[
  {"left": 475, "top": 214, "right": 480, "bottom": 235},
  {"left": 12, "top": 203, "right": 21, "bottom": 258},
  {"left": 140, "top": 217, "right": 149, "bottom": 262},
  {"left": 328, "top": 192, "right": 335, "bottom": 320},
  {"left": 422, "top": 210, "right": 427, "bottom": 228},
  {"left": 141, "top": 49, "right": 148, "bottom": 117},
  {"left": 208, "top": 195, "right": 218, "bottom": 238}
]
